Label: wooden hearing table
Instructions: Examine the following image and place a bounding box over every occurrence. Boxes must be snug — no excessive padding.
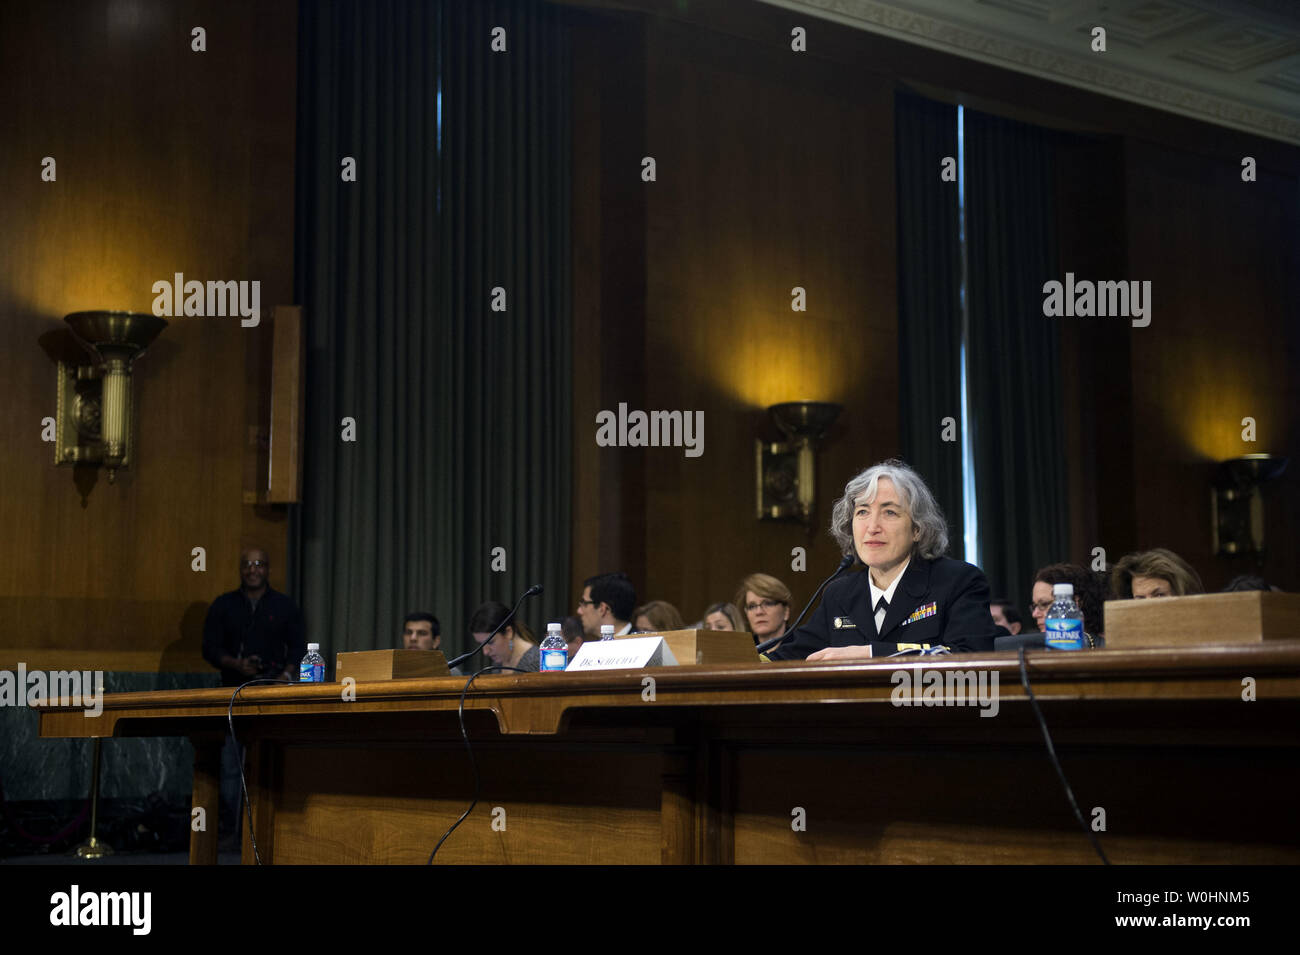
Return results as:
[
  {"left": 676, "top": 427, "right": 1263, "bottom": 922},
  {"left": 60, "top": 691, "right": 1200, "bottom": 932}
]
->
[{"left": 38, "top": 643, "right": 1300, "bottom": 864}]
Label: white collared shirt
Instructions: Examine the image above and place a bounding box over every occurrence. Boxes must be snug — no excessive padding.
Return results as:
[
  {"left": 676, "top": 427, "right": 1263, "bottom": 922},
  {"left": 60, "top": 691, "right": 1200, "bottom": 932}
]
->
[
  {"left": 869, "top": 557, "right": 910, "bottom": 634},
  {"left": 615, "top": 622, "right": 632, "bottom": 636}
]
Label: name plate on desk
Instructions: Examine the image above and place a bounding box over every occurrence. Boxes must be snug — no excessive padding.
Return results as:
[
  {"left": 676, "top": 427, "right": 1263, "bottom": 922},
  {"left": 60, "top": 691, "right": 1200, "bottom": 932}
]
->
[{"left": 568, "top": 637, "right": 679, "bottom": 671}]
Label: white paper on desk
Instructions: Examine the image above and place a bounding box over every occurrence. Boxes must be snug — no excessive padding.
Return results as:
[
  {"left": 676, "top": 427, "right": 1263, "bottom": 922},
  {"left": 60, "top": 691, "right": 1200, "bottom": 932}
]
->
[{"left": 567, "top": 636, "right": 679, "bottom": 671}]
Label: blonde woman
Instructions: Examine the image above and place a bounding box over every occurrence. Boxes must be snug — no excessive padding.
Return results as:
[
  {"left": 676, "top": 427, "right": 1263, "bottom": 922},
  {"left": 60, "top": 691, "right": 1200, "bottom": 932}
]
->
[{"left": 735, "top": 573, "right": 793, "bottom": 649}]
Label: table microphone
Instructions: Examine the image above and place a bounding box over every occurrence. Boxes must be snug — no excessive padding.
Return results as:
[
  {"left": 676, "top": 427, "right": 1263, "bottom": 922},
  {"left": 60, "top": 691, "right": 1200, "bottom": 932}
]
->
[
  {"left": 755, "top": 554, "right": 854, "bottom": 654},
  {"left": 447, "top": 584, "right": 543, "bottom": 669}
]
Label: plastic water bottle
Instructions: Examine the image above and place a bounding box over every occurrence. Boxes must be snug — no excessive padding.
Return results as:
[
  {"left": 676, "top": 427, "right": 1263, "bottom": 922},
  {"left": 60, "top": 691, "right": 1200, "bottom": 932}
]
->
[
  {"left": 600, "top": 624, "right": 615, "bottom": 641},
  {"left": 540, "top": 623, "right": 567, "bottom": 672},
  {"left": 299, "top": 643, "right": 325, "bottom": 682},
  {"left": 1044, "top": 584, "right": 1085, "bottom": 650}
]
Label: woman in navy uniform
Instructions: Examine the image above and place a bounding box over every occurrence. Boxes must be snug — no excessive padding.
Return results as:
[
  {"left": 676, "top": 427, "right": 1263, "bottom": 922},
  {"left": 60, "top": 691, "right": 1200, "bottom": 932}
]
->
[{"left": 769, "top": 460, "right": 1001, "bottom": 660}]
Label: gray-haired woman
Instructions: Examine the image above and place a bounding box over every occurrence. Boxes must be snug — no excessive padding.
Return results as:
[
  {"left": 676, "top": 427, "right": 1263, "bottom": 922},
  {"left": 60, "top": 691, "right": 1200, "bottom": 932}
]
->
[{"left": 768, "top": 459, "right": 1001, "bottom": 661}]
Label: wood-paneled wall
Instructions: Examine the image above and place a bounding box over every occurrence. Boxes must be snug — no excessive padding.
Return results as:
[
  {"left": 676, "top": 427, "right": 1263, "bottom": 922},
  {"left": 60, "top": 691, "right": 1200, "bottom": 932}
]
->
[
  {"left": 566, "top": 0, "right": 1300, "bottom": 620},
  {"left": 0, "top": 0, "right": 298, "bottom": 671},
  {"left": 638, "top": 15, "right": 897, "bottom": 620},
  {"left": 1124, "top": 139, "right": 1300, "bottom": 591},
  {"left": 569, "top": 7, "right": 897, "bottom": 621}
]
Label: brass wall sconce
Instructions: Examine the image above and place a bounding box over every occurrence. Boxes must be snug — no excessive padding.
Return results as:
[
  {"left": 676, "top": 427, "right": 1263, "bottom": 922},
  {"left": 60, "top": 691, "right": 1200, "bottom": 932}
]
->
[
  {"left": 54, "top": 311, "right": 168, "bottom": 483},
  {"left": 1211, "top": 453, "right": 1288, "bottom": 556},
  {"left": 756, "top": 401, "right": 842, "bottom": 524}
]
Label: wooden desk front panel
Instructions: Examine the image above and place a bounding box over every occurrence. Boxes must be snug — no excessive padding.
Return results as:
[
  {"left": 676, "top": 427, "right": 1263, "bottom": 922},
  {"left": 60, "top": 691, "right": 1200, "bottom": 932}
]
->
[
  {"left": 255, "top": 741, "right": 669, "bottom": 865},
  {"left": 730, "top": 743, "right": 1300, "bottom": 864}
]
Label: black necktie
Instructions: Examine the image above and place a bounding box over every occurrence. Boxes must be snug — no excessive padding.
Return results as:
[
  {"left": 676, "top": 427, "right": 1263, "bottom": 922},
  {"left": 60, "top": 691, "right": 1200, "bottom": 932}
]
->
[{"left": 875, "top": 597, "right": 888, "bottom": 614}]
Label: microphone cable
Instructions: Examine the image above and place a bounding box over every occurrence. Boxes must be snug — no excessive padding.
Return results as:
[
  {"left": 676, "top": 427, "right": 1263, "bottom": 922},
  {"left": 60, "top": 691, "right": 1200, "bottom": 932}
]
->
[
  {"left": 225, "top": 676, "right": 294, "bottom": 865},
  {"left": 427, "top": 664, "right": 526, "bottom": 864},
  {"left": 1017, "top": 647, "right": 1110, "bottom": 865}
]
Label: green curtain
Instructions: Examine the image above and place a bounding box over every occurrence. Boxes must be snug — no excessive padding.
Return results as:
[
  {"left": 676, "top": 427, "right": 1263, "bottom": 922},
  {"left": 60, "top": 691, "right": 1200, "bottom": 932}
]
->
[
  {"left": 895, "top": 90, "right": 963, "bottom": 551},
  {"left": 964, "top": 109, "right": 1066, "bottom": 612},
  {"left": 292, "top": 0, "right": 572, "bottom": 660}
]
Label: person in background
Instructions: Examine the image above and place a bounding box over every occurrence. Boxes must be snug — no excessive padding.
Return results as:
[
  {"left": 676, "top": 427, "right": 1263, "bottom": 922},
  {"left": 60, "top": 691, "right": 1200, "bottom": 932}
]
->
[
  {"left": 201, "top": 545, "right": 305, "bottom": 849},
  {"left": 633, "top": 600, "right": 686, "bottom": 633},
  {"left": 203, "top": 546, "right": 305, "bottom": 686},
  {"left": 400, "top": 611, "right": 466, "bottom": 675},
  {"left": 560, "top": 615, "right": 586, "bottom": 660},
  {"left": 989, "top": 599, "right": 1022, "bottom": 636},
  {"left": 469, "top": 600, "right": 539, "bottom": 672},
  {"left": 703, "top": 602, "right": 745, "bottom": 632},
  {"left": 576, "top": 572, "right": 637, "bottom": 637},
  {"left": 735, "top": 573, "right": 793, "bottom": 650},
  {"left": 400, "top": 612, "right": 440, "bottom": 650},
  {"left": 1029, "top": 563, "right": 1105, "bottom": 638},
  {"left": 1110, "top": 548, "right": 1203, "bottom": 600}
]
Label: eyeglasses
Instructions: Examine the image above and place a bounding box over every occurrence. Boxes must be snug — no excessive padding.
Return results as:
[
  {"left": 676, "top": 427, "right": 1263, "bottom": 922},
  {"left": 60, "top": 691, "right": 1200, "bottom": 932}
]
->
[
  {"left": 577, "top": 599, "right": 597, "bottom": 608},
  {"left": 1030, "top": 601, "right": 1053, "bottom": 613},
  {"left": 241, "top": 560, "right": 268, "bottom": 569},
  {"left": 746, "top": 599, "right": 783, "bottom": 613}
]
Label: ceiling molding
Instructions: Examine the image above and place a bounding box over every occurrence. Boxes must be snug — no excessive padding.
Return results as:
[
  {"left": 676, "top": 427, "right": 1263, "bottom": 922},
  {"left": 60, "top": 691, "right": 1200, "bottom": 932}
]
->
[{"left": 756, "top": 0, "right": 1300, "bottom": 144}]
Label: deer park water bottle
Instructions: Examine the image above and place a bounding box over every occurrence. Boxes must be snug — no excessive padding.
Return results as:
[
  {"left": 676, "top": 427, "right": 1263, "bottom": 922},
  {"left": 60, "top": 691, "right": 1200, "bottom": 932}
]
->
[
  {"left": 1044, "top": 584, "right": 1085, "bottom": 651},
  {"left": 540, "top": 623, "right": 567, "bottom": 672}
]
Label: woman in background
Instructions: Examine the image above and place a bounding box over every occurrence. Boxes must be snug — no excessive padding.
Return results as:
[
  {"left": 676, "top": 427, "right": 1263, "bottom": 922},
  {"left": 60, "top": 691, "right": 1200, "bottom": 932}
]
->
[
  {"left": 633, "top": 600, "right": 686, "bottom": 633},
  {"left": 1029, "top": 563, "right": 1106, "bottom": 640},
  {"left": 702, "top": 602, "right": 745, "bottom": 632},
  {"left": 735, "top": 573, "right": 793, "bottom": 650},
  {"left": 1111, "top": 548, "right": 1203, "bottom": 599},
  {"left": 470, "top": 600, "right": 539, "bottom": 672}
]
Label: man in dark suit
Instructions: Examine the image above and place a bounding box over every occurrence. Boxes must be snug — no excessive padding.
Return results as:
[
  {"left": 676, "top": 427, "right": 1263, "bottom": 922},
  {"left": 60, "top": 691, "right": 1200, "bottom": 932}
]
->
[
  {"left": 202, "top": 546, "right": 306, "bottom": 685},
  {"left": 769, "top": 460, "right": 1001, "bottom": 660},
  {"left": 201, "top": 545, "right": 305, "bottom": 846}
]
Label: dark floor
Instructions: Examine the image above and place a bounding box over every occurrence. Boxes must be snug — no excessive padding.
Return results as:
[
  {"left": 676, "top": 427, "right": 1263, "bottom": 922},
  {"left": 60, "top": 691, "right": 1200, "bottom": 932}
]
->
[{"left": 1, "top": 850, "right": 241, "bottom": 865}]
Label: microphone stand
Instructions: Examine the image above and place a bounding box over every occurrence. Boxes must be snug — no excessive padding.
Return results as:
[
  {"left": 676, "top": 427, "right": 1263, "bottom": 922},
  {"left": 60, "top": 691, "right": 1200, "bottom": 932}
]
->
[{"left": 755, "top": 555, "right": 854, "bottom": 654}]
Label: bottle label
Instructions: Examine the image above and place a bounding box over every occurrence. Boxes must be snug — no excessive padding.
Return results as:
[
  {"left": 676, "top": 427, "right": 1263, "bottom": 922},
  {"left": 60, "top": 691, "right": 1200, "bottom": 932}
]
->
[
  {"left": 300, "top": 662, "right": 324, "bottom": 682},
  {"left": 300, "top": 663, "right": 312, "bottom": 682},
  {"left": 1045, "top": 618, "right": 1084, "bottom": 650},
  {"left": 541, "top": 649, "right": 567, "bottom": 672}
]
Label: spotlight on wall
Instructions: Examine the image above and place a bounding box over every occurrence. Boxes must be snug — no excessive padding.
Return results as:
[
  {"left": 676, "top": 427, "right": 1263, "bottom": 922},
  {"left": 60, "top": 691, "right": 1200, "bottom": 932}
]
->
[
  {"left": 756, "top": 401, "right": 842, "bottom": 524},
  {"left": 1211, "top": 453, "right": 1288, "bottom": 556},
  {"left": 54, "top": 311, "right": 168, "bottom": 484}
]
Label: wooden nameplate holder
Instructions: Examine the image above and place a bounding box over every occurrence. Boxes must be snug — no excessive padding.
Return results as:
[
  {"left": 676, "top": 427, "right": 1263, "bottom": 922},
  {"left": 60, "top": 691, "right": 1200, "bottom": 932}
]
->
[
  {"left": 335, "top": 649, "right": 451, "bottom": 682},
  {"left": 615, "top": 629, "right": 758, "bottom": 665},
  {"left": 1104, "top": 591, "right": 1300, "bottom": 649}
]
